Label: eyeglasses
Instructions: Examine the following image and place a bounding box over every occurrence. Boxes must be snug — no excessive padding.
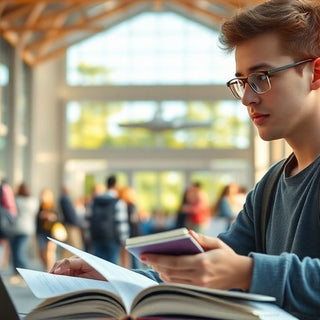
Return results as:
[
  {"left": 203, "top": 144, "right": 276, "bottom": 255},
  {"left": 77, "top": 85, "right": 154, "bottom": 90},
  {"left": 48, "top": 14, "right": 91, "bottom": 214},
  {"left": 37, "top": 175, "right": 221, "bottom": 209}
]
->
[{"left": 226, "top": 58, "right": 314, "bottom": 100}]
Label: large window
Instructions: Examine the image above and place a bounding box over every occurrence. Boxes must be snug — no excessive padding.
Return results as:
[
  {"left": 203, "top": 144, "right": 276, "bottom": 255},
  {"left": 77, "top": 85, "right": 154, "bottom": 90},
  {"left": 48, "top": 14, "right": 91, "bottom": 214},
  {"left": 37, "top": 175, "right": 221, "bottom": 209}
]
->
[
  {"left": 64, "top": 11, "right": 252, "bottom": 211},
  {"left": 66, "top": 100, "right": 249, "bottom": 149},
  {"left": 66, "top": 12, "right": 234, "bottom": 85}
]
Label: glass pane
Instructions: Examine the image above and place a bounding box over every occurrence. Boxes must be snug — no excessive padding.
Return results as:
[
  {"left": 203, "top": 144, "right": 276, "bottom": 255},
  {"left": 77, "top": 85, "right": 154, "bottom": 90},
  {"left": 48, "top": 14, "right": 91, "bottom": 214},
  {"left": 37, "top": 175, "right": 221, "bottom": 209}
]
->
[
  {"left": 66, "top": 12, "right": 234, "bottom": 85},
  {"left": 134, "top": 171, "right": 183, "bottom": 231},
  {"left": 135, "top": 172, "right": 158, "bottom": 213},
  {"left": 0, "top": 63, "right": 9, "bottom": 86},
  {"left": 159, "top": 171, "right": 184, "bottom": 214},
  {"left": 192, "top": 162, "right": 249, "bottom": 204},
  {"left": 66, "top": 100, "right": 249, "bottom": 149}
]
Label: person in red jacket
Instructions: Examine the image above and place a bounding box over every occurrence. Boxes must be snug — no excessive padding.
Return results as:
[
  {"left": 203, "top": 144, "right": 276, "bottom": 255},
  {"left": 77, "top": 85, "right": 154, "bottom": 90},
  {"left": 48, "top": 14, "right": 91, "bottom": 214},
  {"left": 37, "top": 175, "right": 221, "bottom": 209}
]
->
[{"left": 179, "top": 182, "right": 210, "bottom": 233}]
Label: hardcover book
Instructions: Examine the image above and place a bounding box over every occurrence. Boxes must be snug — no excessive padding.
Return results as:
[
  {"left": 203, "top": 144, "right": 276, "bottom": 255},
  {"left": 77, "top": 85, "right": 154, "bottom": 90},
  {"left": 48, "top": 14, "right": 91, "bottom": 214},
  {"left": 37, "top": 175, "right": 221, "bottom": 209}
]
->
[
  {"left": 18, "top": 238, "right": 298, "bottom": 320},
  {"left": 125, "top": 228, "right": 204, "bottom": 259}
]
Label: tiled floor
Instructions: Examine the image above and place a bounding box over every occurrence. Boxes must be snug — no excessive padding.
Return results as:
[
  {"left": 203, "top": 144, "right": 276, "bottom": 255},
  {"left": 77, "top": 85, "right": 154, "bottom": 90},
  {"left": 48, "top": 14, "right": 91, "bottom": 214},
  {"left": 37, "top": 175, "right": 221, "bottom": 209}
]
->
[
  {"left": 1, "top": 247, "right": 45, "bottom": 317},
  {"left": 3, "top": 276, "right": 42, "bottom": 317}
]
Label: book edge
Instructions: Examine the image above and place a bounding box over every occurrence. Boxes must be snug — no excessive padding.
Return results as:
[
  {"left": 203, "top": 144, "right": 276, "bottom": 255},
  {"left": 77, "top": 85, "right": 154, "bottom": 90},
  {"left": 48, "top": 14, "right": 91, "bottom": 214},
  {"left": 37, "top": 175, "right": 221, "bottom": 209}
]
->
[{"left": 125, "top": 228, "right": 189, "bottom": 246}]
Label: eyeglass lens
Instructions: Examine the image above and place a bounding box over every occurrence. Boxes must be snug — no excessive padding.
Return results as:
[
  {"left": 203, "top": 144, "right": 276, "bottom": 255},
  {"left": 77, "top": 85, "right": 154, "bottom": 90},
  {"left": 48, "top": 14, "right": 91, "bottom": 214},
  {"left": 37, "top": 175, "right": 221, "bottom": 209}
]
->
[
  {"left": 230, "top": 73, "right": 271, "bottom": 99},
  {"left": 248, "top": 73, "right": 270, "bottom": 93}
]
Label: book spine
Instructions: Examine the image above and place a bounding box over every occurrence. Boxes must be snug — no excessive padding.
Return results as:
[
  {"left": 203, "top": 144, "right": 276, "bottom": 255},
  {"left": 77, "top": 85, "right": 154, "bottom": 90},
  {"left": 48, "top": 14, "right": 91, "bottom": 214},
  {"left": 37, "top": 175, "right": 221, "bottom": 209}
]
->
[{"left": 120, "top": 315, "right": 135, "bottom": 320}]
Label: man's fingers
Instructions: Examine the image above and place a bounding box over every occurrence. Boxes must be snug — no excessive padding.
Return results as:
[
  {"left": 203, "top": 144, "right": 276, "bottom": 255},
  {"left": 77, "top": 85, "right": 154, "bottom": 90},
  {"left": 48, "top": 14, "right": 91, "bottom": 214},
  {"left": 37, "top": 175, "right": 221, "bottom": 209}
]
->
[
  {"left": 190, "top": 230, "right": 223, "bottom": 251},
  {"left": 50, "top": 256, "right": 83, "bottom": 275},
  {"left": 141, "top": 253, "right": 202, "bottom": 269}
]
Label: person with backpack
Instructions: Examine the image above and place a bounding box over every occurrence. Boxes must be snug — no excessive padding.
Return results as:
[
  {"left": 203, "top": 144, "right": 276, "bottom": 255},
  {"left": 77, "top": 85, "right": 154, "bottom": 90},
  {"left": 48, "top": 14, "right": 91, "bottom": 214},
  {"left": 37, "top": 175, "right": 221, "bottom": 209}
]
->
[
  {"left": 89, "top": 175, "right": 129, "bottom": 264},
  {"left": 59, "top": 185, "right": 84, "bottom": 258},
  {"left": 51, "top": 1, "right": 320, "bottom": 318}
]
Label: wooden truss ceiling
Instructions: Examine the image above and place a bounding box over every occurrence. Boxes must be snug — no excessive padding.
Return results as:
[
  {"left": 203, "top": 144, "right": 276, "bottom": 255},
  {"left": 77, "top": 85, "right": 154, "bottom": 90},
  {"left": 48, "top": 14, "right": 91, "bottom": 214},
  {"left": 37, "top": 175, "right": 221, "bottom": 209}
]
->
[{"left": 0, "top": 0, "right": 264, "bottom": 66}]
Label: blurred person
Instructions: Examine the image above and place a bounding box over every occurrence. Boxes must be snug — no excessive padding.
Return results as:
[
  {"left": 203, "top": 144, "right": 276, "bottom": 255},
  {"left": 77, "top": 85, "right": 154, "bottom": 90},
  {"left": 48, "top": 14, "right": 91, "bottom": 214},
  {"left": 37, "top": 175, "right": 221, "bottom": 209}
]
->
[
  {"left": 74, "top": 196, "right": 86, "bottom": 223},
  {"left": 82, "top": 183, "right": 106, "bottom": 253},
  {"left": 138, "top": 210, "right": 153, "bottom": 236},
  {"left": 36, "top": 188, "right": 58, "bottom": 271},
  {"left": 89, "top": 175, "right": 129, "bottom": 264},
  {"left": 234, "top": 185, "right": 248, "bottom": 213},
  {"left": 150, "top": 210, "right": 174, "bottom": 234},
  {"left": 180, "top": 182, "right": 211, "bottom": 233},
  {"left": 9, "top": 182, "right": 39, "bottom": 284},
  {"left": 59, "top": 185, "right": 83, "bottom": 258},
  {"left": 74, "top": 195, "right": 87, "bottom": 249},
  {"left": 119, "top": 185, "right": 141, "bottom": 268},
  {"left": 0, "top": 179, "right": 17, "bottom": 216},
  {"left": 0, "top": 179, "right": 17, "bottom": 270},
  {"left": 212, "top": 183, "right": 241, "bottom": 230},
  {"left": 175, "top": 184, "right": 193, "bottom": 229}
]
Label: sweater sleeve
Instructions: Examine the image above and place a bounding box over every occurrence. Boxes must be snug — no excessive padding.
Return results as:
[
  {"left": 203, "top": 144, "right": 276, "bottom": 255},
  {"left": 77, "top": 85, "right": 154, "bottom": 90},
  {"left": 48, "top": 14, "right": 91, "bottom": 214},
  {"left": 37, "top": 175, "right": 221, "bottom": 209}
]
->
[
  {"left": 249, "top": 252, "right": 320, "bottom": 319},
  {"left": 218, "top": 161, "right": 320, "bottom": 320},
  {"left": 133, "top": 268, "right": 163, "bottom": 283}
]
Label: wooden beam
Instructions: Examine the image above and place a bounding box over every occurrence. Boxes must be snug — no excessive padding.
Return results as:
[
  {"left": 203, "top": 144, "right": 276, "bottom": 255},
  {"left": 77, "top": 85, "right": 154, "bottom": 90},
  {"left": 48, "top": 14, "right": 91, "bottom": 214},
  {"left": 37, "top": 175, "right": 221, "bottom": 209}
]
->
[
  {"left": 18, "top": 2, "right": 46, "bottom": 48},
  {"left": 0, "top": 0, "right": 269, "bottom": 66},
  {"left": 224, "top": 0, "right": 265, "bottom": 7},
  {"left": 153, "top": 0, "right": 163, "bottom": 11},
  {"left": 0, "top": 24, "right": 106, "bottom": 32},
  {"left": 0, "top": 3, "right": 7, "bottom": 17},
  {"left": 25, "top": 0, "right": 146, "bottom": 52},
  {"left": 36, "top": 6, "right": 73, "bottom": 57},
  {"left": 199, "top": 0, "right": 240, "bottom": 10},
  {"left": 1, "top": 4, "right": 34, "bottom": 21},
  {"left": 28, "top": 0, "right": 147, "bottom": 63},
  {"left": 1, "top": 0, "right": 119, "bottom": 5},
  {"left": 170, "top": 0, "right": 225, "bottom": 23}
]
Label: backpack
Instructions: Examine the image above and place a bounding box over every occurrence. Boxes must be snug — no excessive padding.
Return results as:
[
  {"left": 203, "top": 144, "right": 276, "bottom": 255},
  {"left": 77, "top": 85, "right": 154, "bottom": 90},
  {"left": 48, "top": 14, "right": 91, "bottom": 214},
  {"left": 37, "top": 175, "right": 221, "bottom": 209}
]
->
[
  {"left": 89, "top": 196, "right": 120, "bottom": 243},
  {"left": 260, "top": 153, "right": 294, "bottom": 253},
  {"left": 0, "top": 184, "right": 16, "bottom": 239}
]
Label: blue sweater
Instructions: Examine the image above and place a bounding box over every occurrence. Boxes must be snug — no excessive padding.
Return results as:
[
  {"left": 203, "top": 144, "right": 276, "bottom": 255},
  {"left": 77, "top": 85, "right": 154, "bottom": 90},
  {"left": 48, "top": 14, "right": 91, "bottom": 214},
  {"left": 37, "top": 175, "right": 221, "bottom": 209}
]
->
[{"left": 135, "top": 155, "right": 320, "bottom": 319}]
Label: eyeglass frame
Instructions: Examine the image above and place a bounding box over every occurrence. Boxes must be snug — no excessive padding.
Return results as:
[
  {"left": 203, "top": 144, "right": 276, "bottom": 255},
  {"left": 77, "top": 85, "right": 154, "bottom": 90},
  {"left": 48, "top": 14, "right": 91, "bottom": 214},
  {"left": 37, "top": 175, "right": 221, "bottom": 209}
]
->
[{"left": 226, "top": 58, "right": 315, "bottom": 100}]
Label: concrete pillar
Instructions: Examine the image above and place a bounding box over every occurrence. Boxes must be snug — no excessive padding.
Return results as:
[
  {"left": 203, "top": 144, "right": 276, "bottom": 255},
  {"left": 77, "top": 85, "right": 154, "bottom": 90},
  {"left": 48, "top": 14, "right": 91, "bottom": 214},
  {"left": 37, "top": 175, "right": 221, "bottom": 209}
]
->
[{"left": 29, "top": 57, "right": 64, "bottom": 198}]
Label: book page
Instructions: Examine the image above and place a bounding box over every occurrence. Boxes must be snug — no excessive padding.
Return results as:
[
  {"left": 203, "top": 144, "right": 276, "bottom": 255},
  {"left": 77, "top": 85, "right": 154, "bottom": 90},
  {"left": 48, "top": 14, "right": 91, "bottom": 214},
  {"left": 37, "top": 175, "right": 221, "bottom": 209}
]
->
[
  {"left": 130, "top": 284, "right": 296, "bottom": 320},
  {"left": 49, "top": 238, "right": 158, "bottom": 313},
  {"left": 162, "top": 283, "right": 276, "bottom": 302},
  {"left": 17, "top": 268, "right": 117, "bottom": 299}
]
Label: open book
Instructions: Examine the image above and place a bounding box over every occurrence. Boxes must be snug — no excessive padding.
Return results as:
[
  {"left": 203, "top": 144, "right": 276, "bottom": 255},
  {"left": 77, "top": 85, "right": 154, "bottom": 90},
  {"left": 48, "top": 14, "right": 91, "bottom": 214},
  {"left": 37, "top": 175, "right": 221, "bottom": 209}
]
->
[
  {"left": 18, "top": 238, "right": 298, "bottom": 320},
  {"left": 125, "top": 227, "right": 204, "bottom": 259}
]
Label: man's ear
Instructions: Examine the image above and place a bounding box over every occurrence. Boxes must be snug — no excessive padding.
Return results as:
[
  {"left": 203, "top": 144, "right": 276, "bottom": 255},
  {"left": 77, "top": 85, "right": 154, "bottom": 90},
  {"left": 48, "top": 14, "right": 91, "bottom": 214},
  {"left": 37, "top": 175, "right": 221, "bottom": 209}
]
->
[{"left": 311, "top": 58, "right": 320, "bottom": 89}]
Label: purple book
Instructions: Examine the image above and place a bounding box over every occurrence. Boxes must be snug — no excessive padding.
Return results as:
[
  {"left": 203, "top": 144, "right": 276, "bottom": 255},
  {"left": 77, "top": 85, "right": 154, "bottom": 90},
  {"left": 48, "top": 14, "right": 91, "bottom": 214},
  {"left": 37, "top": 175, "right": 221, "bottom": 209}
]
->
[{"left": 125, "top": 228, "right": 204, "bottom": 260}]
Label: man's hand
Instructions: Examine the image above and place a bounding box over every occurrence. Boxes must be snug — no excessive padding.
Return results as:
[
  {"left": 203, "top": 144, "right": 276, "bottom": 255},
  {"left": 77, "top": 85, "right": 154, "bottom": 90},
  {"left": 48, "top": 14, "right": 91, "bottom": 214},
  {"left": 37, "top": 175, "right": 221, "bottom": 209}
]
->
[
  {"left": 50, "top": 256, "right": 106, "bottom": 281},
  {"left": 140, "top": 230, "right": 253, "bottom": 291}
]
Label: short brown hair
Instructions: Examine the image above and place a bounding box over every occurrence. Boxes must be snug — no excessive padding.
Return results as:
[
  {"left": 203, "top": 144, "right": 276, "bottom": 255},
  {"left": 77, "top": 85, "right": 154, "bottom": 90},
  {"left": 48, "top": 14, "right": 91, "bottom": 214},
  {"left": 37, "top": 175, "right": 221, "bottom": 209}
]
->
[
  {"left": 219, "top": 0, "right": 320, "bottom": 59},
  {"left": 16, "top": 182, "right": 30, "bottom": 197}
]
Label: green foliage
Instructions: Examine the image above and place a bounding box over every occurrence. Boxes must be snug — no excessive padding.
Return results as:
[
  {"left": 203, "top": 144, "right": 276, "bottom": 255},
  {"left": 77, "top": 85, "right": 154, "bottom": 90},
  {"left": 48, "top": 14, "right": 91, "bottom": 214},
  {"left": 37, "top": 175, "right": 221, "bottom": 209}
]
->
[
  {"left": 76, "top": 62, "right": 111, "bottom": 84},
  {"left": 67, "top": 101, "right": 249, "bottom": 149}
]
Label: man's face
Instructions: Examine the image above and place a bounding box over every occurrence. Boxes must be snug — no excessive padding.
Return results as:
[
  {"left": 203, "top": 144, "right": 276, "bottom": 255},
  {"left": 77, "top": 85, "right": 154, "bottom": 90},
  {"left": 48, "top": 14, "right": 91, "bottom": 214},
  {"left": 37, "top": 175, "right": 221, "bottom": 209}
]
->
[{"left": 234, "top": 32, "right": 314, "bottom": 143}]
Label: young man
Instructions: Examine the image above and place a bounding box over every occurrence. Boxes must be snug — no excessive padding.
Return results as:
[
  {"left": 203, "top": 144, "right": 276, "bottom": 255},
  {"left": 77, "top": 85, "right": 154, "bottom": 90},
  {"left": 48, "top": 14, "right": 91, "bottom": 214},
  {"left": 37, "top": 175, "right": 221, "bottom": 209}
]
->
[
  {"left": 50, "top": 1, "right": 320, "bottom": 318},
  {"left": 89, "top": 175, "right": 129, "bottom": 264}
]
